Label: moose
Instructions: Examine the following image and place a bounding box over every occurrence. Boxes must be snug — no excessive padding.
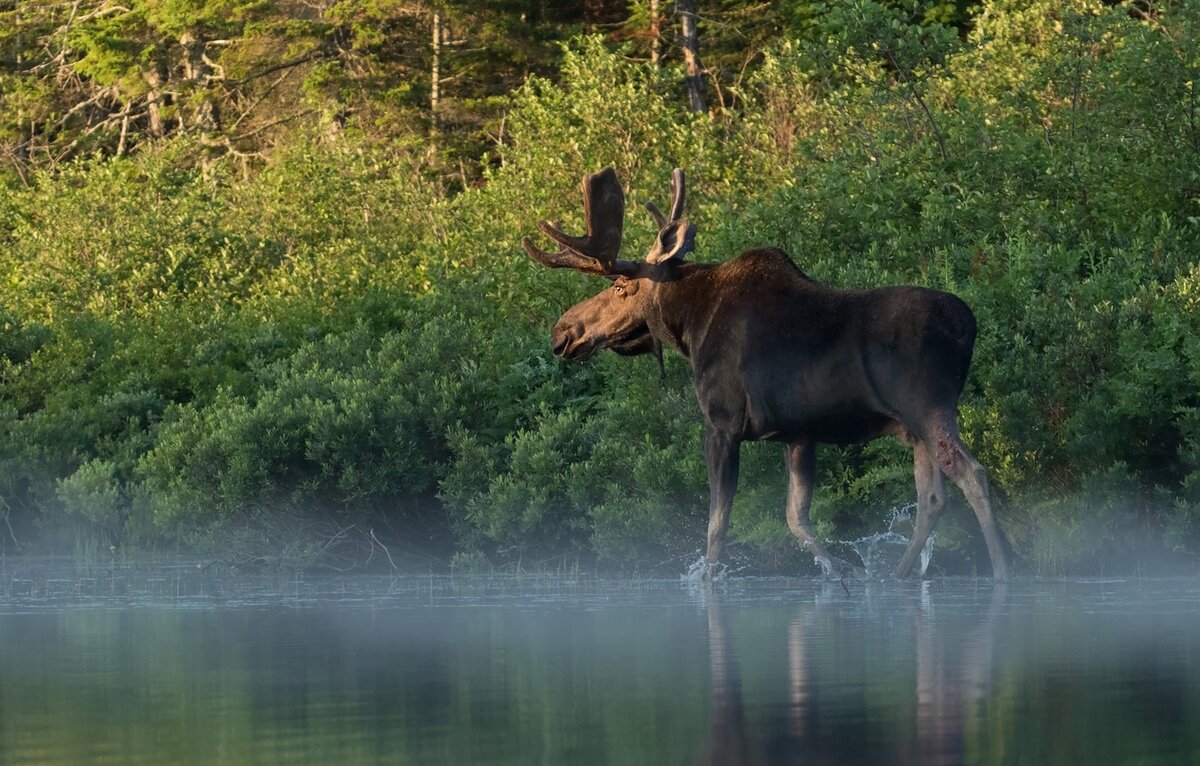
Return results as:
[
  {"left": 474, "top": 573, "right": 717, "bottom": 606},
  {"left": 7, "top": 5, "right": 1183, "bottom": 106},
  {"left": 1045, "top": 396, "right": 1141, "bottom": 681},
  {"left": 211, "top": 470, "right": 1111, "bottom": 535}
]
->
[{"left": 522, "top": 167, "right": 1009, "bottom": 580}]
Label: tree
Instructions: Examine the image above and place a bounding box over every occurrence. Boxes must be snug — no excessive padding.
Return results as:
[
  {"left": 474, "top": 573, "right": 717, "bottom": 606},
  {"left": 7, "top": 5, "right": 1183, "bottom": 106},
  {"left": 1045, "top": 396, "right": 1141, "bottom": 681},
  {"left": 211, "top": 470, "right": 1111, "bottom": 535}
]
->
[{"left": 676, "top": 0, "right": 706, "bottom": 112}]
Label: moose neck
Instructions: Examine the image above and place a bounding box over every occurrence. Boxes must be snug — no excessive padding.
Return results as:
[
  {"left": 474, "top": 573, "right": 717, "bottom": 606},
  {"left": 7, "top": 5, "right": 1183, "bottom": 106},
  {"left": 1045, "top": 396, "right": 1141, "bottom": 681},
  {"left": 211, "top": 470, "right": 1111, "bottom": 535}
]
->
[{"left": 646, "top": 261, "right": 721, "bottom": 362}]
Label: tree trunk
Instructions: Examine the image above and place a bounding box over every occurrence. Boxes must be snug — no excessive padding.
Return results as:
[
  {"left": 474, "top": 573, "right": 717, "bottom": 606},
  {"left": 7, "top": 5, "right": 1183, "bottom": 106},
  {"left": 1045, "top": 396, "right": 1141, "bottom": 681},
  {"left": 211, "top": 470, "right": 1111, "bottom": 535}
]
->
[
  {"left": 116, "top": 105, "right": 130, "bottom": 156},
  {"left": 15, "top": 4, "right": 22, "bottom": 67},
  {"left": 431, "top": 10, "right": 442, "bottom": 136},
  {"left": 649, "top": 0, "right": 660, "bottom": 66},
  {"left": 144, "top": 62, "right": 167, "bottom": 138},
  {"left": 180, "top": 30, "right": 219, "bottom": 133},
  {"left": 675, "top": 0, "right": 705, "bottom": 113}
]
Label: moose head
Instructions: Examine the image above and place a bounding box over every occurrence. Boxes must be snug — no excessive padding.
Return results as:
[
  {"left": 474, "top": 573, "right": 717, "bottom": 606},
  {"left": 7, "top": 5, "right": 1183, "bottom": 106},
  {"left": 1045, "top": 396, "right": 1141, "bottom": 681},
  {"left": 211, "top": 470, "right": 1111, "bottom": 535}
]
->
[{"left": 521, "top": 167, "right": 695, "bottom": 363}]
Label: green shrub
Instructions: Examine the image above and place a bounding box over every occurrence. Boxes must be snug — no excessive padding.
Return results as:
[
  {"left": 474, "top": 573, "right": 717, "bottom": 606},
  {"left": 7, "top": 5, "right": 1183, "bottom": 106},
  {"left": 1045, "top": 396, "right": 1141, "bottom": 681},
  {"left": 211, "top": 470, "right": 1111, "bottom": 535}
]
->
[{"left": 3, "top": 1, "right": 1200, "bottom": 573}]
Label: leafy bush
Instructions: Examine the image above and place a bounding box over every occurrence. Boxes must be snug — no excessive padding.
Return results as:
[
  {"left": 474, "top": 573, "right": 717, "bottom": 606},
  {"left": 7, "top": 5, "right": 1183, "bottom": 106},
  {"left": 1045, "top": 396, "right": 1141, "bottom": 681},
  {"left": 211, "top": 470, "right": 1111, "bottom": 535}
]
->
[{"left": 2, "top": 0, "right": 1200, "bottom": 574}]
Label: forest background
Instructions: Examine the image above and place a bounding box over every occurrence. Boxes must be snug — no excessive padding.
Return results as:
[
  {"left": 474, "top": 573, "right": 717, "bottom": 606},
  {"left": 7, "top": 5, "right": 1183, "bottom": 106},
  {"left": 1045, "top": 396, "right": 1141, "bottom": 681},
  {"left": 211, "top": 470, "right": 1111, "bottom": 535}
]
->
[{"left": 1, "top": 0, "right": 1198, "bottom": 575}]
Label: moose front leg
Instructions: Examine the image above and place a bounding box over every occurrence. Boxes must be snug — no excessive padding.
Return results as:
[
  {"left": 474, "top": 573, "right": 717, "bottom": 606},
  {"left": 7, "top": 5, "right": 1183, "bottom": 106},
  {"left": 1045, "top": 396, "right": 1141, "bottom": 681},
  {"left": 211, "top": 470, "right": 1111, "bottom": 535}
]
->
[
  {"left": 785, "top": 441, "right": 860, "bottom": 578},
  {"left": 704, "top": 429, "right": 741, "bottom": 579}
]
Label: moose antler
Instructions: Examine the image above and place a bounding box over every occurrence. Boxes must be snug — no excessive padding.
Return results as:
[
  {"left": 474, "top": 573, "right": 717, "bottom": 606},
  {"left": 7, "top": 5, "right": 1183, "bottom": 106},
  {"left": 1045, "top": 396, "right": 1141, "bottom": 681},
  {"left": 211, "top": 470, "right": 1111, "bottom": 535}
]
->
[
  {"left": 522, "top": 167, "right": 638, "bottom": 276},
  {"left": 645, "top": 167, "right": 696, "bottom": 264},
  {"left": 645, "top": 167, "right": 687, "bottom": 230}
]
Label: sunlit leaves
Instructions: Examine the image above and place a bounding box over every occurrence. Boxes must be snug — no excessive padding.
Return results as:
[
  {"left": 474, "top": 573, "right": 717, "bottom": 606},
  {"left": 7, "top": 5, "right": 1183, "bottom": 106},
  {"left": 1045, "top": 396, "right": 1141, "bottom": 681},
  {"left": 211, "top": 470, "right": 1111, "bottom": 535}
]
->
[{"left": 3, "top": 2, "right": 1200, "bottom": 573}]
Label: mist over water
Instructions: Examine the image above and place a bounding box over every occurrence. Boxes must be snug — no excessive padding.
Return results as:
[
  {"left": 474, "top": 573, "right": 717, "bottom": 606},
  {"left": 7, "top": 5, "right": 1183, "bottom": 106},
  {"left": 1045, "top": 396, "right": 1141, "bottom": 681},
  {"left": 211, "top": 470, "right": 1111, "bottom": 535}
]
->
[{"left": 1, "top": 560, "right": 1199, "bottom": 765}]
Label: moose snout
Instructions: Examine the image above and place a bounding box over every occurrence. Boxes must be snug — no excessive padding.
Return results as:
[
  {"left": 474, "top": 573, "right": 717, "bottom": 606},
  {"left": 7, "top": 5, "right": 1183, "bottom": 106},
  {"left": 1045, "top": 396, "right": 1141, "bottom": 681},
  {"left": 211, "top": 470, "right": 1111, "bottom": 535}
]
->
[
  {"left": 551, "top": 321, "right": 575, "bottom": 358},
  {"left": 551, "top": 333, "right": 571, "bottom": 357},
  {"left": 551, "top": 320, "right": 589, "bottom": 360}
]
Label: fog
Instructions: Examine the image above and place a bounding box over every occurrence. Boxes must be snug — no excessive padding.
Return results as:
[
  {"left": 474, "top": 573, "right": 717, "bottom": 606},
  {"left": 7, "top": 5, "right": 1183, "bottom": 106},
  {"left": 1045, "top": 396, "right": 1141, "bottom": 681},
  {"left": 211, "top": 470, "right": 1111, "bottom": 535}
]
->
[{"left": 1, "top": 560, "right": 1198, "bottom": 764}]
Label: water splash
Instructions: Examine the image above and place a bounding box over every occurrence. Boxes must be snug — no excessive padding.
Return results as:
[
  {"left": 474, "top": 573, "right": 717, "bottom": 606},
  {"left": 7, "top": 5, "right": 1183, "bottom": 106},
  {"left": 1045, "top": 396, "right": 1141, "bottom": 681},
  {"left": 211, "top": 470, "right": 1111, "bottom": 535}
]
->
[
  {"left": 682, "top": 556, "right": 708, "bottom": 582},
  {"left": 679, "top": 503, "right": 935, "bottom": 581},
  {"left": 918, "top": 527, "right": 935, "bottom": 577},
  {"left": 813, "top": 552, "right": 839, "bottom": 578},
  {"left": 844, "top": 503, "right": 935, "bottom": 579},
  {"left": 681, "top": 555, "right": 732, "bottom": 582},
  {"left": 849, "top": 531, "right": 910, "bottom": 579}
]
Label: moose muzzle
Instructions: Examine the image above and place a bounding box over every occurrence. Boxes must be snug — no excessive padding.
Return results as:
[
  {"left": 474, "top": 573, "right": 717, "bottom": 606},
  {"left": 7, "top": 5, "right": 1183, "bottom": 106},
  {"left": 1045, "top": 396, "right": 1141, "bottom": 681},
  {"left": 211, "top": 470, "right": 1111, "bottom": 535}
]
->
[{"left": 551, "top": 320, "right": 594, "bottom": 361}]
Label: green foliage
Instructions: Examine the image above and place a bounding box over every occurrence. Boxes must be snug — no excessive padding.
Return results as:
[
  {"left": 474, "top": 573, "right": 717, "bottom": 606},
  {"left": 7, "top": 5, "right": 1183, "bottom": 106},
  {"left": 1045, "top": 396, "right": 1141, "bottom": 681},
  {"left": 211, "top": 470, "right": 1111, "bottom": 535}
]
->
[
  {"left": 0, "top": 0, "right": 627, "bottom": 177},
  {"left": 56, "top": 459, "right": 125, "bottom": 532},
  {"left": 2, "top": 0, "right": 1200, "bottom": 574}
]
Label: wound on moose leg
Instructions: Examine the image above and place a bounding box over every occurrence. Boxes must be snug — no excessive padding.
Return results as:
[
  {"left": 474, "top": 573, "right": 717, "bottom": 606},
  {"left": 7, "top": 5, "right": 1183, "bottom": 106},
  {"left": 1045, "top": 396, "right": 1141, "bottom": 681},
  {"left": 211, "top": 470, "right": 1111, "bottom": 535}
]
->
[{"left": 935, "top": 435, "right": 960, "bottom": 473}]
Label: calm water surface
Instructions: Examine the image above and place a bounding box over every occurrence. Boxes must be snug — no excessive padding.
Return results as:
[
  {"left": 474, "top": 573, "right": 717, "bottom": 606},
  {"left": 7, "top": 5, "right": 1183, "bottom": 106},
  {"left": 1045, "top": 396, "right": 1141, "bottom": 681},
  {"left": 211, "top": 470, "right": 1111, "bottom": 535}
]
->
[{"left": 1, "top": 560, "right": 1198, "bottom": 765}]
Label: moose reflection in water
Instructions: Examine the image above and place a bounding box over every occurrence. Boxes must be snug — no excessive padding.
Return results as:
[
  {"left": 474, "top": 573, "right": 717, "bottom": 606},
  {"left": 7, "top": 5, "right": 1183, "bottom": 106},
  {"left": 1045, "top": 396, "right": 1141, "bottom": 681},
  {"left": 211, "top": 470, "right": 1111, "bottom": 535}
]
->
[
  {"left": 701, "top": 583, "right": 1007, "bottom": 765},
  {"left": 523, "top": 168, "right": 1008, "bottom": 580}
]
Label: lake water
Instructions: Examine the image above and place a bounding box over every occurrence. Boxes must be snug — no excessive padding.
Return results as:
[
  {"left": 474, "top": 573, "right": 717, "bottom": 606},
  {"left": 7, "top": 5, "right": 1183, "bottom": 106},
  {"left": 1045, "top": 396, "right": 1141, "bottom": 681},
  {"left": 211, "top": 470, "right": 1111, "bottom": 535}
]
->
[{"left": 1, "top": 561, "right": 1198, "bottom": 765}]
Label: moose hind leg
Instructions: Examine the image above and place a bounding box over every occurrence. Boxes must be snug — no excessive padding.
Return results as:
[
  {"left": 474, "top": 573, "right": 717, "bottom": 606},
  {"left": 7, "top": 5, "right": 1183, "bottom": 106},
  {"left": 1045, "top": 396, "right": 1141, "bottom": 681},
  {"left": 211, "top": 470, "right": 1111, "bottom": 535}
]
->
[
  {"left": 894, "top": 441, "right": 946, "bottom": 579},
  {"left": 785, "top": 441, "right": 859, "bottom": 577},
  {"left": 704, "top": 429, "right": 741, "bottom": 579},
  {"left": 928, "top": 419, "right": 1010, "bottom": 580}
]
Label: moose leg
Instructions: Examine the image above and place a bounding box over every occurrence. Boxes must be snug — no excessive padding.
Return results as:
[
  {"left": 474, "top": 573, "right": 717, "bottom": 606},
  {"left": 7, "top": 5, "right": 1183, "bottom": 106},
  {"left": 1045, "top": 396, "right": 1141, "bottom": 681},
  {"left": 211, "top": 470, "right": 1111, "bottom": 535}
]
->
[
  {"left": 894, "top": 441, "right": 946, "bottom": 579},
  {"left": 704, "top": 429, "right": 741, "bottom": 579},
  {"left": 785, "top": 441, "right": 859, "bottom": 577},
  {"left": 926, "top": 418, "right": 1010, "bottom": 580}
]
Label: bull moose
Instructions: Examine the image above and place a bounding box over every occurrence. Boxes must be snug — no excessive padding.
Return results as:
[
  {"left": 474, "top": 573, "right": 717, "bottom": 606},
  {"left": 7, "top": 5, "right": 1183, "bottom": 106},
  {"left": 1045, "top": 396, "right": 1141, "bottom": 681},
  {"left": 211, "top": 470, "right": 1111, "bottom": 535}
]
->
[{"left": 522, "top": 167, "right": 1009, "bottom": 580}]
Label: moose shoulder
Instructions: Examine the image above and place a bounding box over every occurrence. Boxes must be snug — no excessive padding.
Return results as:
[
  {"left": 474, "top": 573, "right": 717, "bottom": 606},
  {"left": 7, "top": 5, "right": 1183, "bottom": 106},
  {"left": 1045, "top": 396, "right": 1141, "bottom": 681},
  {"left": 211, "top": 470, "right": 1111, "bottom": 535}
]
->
[{"left": 523, "top": 167, "right": 1009, "bottom": 580}]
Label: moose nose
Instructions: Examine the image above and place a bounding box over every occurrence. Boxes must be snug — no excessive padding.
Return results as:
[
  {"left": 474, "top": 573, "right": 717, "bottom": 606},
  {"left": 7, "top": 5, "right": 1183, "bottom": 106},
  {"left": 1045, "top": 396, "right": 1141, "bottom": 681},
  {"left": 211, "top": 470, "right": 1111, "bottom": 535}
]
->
[
  {"left": 552, "top": 335, "right": 570, "bottom": 357},
  {"left": 551, "top": 321, "right": 578, "bottom": 358}
]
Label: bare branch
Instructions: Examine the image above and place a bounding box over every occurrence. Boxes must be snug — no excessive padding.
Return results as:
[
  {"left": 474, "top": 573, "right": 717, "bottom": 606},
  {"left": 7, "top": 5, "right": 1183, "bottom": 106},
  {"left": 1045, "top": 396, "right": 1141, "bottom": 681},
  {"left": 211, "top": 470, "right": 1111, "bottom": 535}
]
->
[{"left": 234, "top": 49, "right": 323, "bottom": 86}]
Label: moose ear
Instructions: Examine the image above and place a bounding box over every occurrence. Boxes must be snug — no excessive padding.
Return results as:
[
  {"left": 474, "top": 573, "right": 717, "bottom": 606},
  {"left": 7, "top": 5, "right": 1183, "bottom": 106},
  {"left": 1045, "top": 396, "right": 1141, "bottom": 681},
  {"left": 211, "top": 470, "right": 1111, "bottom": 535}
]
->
[{"left": 646, "top": 219, "right": 696, "bottom": 265}]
